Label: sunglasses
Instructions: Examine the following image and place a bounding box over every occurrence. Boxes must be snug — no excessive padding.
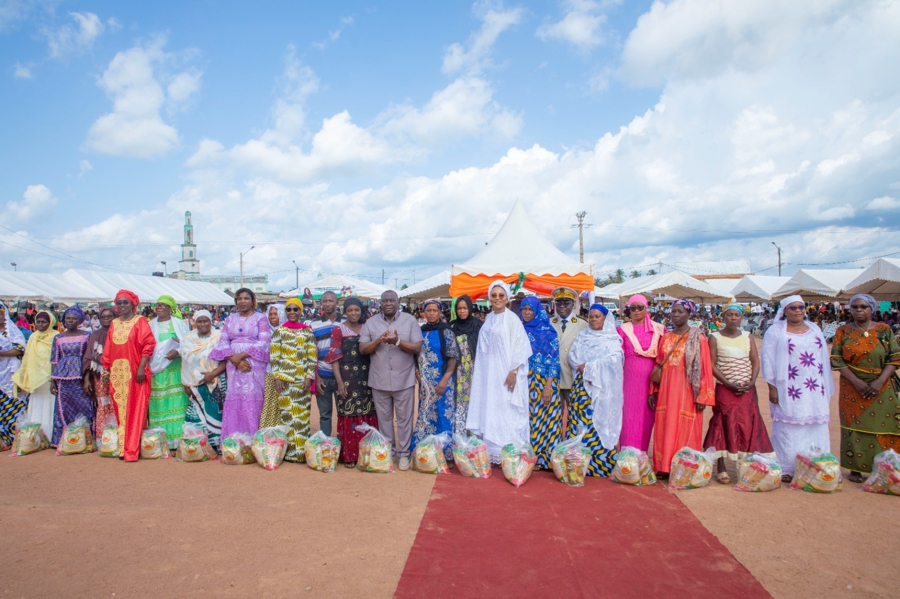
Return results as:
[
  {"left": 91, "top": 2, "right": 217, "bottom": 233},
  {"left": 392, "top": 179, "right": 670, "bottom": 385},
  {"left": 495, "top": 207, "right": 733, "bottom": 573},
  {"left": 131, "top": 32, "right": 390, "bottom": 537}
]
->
[
  {"left": 850, "top": 303, "right": 871, "bottom": 310},
  {"left": 629, "top": 305, "right": 645, "bottom": 311},
  {"left": 285, "top": 307, "right": 301, "bottom": 312},
  {"left": 785, "top": 305, "right": 805, "bottom": 311}
]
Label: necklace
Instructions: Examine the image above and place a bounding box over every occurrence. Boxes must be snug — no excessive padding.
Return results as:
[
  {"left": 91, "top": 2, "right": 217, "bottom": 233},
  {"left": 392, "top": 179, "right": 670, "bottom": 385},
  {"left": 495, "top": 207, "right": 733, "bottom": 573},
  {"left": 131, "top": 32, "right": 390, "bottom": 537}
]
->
[
  {"left": 236, "top": 313, "right": 252, "bottom": 333},
  {"left": 850, "top": 321, "right": 873, "bottom": 338}
]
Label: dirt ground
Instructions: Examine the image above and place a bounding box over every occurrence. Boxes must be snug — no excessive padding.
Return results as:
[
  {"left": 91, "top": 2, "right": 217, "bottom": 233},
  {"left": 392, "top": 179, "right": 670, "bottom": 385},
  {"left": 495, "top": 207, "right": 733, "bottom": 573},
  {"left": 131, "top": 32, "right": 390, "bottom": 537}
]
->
[{"left": 2, "top": 346, "right": 899, "bottom": 598}]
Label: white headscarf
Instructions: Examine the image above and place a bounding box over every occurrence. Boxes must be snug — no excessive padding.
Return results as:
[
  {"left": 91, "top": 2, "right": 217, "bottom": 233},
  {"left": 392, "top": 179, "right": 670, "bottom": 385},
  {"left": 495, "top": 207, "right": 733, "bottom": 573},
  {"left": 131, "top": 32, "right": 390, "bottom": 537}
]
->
[
  {"left": 265, "top": 303, "right": 286, "bottom": 374},
  {"left": 194, "top": 309, "right": 212, "bottom": 322},
  {"left": 488, "top": 280, "right": 511, "bottom": 304},
  {"left": 0, "top": 302, "right": 26, "bottom": 396}
]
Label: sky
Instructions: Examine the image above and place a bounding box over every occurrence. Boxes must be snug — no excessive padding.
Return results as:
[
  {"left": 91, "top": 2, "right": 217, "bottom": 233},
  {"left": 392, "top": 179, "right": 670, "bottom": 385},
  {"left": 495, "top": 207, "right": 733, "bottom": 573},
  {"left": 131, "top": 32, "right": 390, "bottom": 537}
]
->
[{"left": 1, "top": 0, "right": 899, "bottom": 291}]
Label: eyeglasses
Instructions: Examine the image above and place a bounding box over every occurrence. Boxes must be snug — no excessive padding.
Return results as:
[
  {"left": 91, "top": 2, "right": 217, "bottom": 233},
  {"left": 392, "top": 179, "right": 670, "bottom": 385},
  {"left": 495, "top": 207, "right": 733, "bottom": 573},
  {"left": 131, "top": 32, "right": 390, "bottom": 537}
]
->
[
  {"left": 785, "top": 305, "right": 805, "bottom": 311},
  {"left": 850, "top": 303, "right": 871, "bottom": 310},
  {"left": 285, "top": 307, "right": 301, "bottom": 312},
  {"left": 629, "top": 305, "right": 645, "bottom": 311}
]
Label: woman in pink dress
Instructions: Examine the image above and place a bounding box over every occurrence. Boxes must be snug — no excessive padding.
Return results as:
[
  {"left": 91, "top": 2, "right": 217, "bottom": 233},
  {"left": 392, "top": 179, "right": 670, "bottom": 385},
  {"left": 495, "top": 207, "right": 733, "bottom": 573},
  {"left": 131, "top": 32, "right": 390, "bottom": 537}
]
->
[{"left": 616, "top": 294, "right": 665, "bottom": 451}]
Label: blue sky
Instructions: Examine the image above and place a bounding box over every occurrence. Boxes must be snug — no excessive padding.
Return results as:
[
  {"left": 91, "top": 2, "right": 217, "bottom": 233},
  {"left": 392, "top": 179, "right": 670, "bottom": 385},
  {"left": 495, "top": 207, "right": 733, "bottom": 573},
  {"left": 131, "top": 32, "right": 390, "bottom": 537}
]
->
[{"left": 2, "top": 0, "right": 899, "bottom": 290}]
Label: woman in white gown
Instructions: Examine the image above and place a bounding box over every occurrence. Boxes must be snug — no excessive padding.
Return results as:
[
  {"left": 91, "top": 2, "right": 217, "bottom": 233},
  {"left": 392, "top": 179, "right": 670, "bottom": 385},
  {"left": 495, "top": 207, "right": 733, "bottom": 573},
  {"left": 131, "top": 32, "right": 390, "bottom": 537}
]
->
[{"left": 465, "top": 280, "right": 533, "bottom": 463}]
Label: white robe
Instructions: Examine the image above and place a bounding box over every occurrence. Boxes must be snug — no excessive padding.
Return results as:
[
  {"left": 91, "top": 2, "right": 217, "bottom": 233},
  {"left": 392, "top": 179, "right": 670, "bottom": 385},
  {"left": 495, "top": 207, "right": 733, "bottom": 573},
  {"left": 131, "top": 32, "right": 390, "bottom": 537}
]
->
[{"left": 465, "top": 308, "right": 533, "bottom": 462}]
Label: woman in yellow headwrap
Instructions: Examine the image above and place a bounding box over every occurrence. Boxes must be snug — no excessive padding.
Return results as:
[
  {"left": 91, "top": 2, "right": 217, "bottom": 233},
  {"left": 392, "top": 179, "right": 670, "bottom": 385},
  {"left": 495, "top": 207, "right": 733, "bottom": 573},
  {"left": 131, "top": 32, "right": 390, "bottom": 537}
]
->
[
  {"left": 13, "top": 311, "right": 58, "bottom": 441},
  {"left": 148, "top": 295, "right": 189, "bottom": 449}
]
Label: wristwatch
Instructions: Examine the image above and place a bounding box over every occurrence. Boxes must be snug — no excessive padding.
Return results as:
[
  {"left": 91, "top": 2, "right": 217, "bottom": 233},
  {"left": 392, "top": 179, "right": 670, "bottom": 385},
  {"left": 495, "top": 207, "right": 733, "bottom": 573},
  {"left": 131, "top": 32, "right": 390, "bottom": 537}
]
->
[{"left": 394, "top": 337, "right": 401, "bottom": 346}]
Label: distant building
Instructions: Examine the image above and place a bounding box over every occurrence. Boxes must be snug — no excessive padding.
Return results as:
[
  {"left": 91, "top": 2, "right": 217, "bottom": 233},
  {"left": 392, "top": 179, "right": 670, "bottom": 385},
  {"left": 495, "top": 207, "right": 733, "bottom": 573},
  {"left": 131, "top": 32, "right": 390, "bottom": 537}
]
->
[
  {"left": 670, "top": 260, "right": 753, "bottom": 280},
  {"left": 169, "top": 211, "right": 268, "bottom": 294}
]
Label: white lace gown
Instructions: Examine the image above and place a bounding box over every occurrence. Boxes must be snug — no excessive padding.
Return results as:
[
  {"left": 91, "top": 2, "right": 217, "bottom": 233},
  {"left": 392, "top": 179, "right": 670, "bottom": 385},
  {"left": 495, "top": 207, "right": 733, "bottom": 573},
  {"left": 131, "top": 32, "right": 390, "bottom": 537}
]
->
[{"left": 465, "top": 308, "right": 533, "bottom": 462}]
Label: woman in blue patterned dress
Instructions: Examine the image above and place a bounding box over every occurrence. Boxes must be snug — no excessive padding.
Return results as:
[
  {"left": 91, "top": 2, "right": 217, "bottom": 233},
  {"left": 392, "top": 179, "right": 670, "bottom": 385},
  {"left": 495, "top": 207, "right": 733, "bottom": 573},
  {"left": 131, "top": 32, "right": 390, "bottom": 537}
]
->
[
  {"left": 0, "top": 302, "right": 27, "bottom": 447},
  {"left": 519, "top": 296, "right": 562, "bottom": 469},
  {"left": 412, "top": 298, "right": 459, "bottom": 460}
]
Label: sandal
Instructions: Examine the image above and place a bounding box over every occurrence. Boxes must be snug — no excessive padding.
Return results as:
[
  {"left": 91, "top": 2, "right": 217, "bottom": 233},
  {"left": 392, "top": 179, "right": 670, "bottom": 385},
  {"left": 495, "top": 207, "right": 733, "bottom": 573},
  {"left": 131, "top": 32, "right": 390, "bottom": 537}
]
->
[
  {"left": 848, "top": 471, "right": 864, "bottom": 483},
  {"left": 716, "top": 471, "right": 731, "bottom": 484},
  {"left": 655, "top": 471, "right": 669, "bottom": 480},
  {"left": 343, "top": 461, "right": 356, "bottom": 469},
  {"left": 781, "top": 474, "right": 793, "bottom": 483}
]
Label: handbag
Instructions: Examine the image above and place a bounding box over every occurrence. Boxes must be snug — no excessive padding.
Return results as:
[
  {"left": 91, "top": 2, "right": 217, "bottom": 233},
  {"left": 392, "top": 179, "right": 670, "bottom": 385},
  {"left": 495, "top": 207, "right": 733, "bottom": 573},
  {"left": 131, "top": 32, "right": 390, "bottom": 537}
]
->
[{"left": 649, "top": 334, "right": 687, "bottom": 385}]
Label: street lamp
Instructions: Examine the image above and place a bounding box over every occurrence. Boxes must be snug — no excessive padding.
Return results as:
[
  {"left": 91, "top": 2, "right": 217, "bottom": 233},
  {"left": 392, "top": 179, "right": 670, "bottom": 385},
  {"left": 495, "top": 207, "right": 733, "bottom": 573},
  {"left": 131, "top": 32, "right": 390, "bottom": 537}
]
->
[
  {"left": 10, "top": 262, "right": 16, "bottom": 271},
  {"left": 240, "top": 246, "right": 255, "bottom": 288},
  {"left": 160, "top": 261, "right": 167, "bottom": 276},
  {"left": 292, "top": 260, "right": 300, "bottom": 291},
  {"left": 771, "top": 242, "right": 782, "bottom": 276}
]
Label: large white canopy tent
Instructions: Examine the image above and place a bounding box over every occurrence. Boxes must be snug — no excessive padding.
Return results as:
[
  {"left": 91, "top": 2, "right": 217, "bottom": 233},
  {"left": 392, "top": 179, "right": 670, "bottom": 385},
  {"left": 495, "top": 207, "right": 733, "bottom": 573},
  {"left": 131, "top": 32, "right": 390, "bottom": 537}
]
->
[
  {"left": 449, "top": 200, "right": 593, "bottom": 299},
  {"left": 771, "top": 269, "right": 861, "bottom": 301},
  {"left": 280, "top": 274, "right": 389, "bottom": 300},
  {"left": 606, "top": 270, "right": 733, "bottom": 303},
  {"left": 398, "top": 270, "right": 451, "bottom": 301},
  {"left": 730, "top": 275, "right": 791, "bottom": 301},
  {"left": 0, "top": 269, "right": 234, "bottom": 305},
  {"left": 842, "top": 258, "right": 900, "bottom": 301}
]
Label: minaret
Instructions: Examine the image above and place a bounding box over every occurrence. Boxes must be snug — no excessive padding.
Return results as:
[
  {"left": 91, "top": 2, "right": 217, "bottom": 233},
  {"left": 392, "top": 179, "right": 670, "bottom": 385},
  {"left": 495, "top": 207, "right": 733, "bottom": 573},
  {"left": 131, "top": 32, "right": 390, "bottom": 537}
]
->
[{"left": 178, "top": 211, "right": 200, "bottom": 276}]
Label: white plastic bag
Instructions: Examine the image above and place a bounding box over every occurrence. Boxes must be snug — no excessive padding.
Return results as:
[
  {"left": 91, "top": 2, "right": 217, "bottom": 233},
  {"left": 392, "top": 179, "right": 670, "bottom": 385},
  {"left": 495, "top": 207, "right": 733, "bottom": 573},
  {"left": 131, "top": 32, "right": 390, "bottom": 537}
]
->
[
  {"left": 413, "top": 432, "right": 451, "bottom": 474},
  {"left": 356, "top": 423, "right": 394, "bottom": 473},
  {"left": 862, "top": 449, "right": 900, "bottom": 496},
  {"left": 668, "top": 447, "right": 716, "bottom": 490},
  {"left": 734, "top": 453, "right": 782, "bottom": 492},
  {"left": 500, "top": 439, "right": 536, "bottom": 487},
  {"left": 550, "top": 428, "right": 591, "bottom": 487},
  {"left": 611, "top": 446, "right": 656, "bottom": 486}
]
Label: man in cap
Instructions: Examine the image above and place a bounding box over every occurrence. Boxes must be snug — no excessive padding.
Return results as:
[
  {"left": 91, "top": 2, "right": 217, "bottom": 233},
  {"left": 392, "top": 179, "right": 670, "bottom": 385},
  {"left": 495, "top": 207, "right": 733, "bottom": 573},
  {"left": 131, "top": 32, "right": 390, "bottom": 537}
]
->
[{"left": 549, "top": 286, "right": 587, "bottom": 406}]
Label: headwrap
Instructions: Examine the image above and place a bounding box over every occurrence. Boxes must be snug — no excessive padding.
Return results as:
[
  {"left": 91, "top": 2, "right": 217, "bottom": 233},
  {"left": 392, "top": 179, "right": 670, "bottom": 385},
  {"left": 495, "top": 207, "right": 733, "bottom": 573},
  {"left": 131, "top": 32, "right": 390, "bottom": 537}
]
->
[
  {"left": 589, "top": 303, "right": 608, "bottom": 316},
  {"left": 155, "top": 295, "right": 182, "bottom": 318},
  {"left": 342, "top": 297, "right": 367, "bottom": 324},
  {"left": 451, "top": 295, "right": 482, "bottom": 358},
  {"left": 673, "top": 298, "right": 698, "bottom": 314},
  {"left": 115, "top": 289, "right": 140, "bottom": 309},
  {"left": 775, "top": 295, "right": 804, "bottom": 322},
  {"left": 627, "top": 294, "right": 648, "bottom": 307},
  {"left": 11, "top": 311, "right": 58, "bottom": 394},
  {"left": 98, "top": 305, "right": 116, "bottom": 319},
  {"left": 193, "top": 309, "right": 212, "bottom": 322},
  {"left": 0, "top": 302, "right": 26, "bottom": 396},
  {"left": 723, "top": 303, "right": 744, "bottom": 316},
  {"left": 488, "top": 280, "right": 511, "bottom": 306},
  {"left": 849, "top": 293, "right": 877, "bottom": 313},
  {"left": 421, "top": 298, "right": 451, "bottom": 358},
  {"left": 62, "top": 305, "right": 85, "bottom": 324},
  {"left": 521, "top": 296, "right": 560, "bottom": 378},
  {"left": 551, "top": 287, "right": 577, "bottom": 301},
  {"left": 268, "top": 303, "right": 288, "bottom": 333}
]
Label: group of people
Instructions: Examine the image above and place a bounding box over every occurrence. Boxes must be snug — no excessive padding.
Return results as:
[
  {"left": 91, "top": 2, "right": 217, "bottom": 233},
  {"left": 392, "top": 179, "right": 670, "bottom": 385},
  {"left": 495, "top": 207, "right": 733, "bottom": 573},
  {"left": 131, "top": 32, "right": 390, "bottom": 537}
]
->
[{"left": 1, "top": 282, "right": 897, "bottom": 485}]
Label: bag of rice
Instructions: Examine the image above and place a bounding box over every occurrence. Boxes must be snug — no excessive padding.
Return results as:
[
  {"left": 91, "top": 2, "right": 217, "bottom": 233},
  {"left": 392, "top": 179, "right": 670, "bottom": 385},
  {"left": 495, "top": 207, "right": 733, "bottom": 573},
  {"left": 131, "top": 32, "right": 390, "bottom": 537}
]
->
[
  {"left": 734, "top": 453, "right": 782, "bottom": 492},
  {"left": 668, "top": 447, "right": 715, "bottom": 490},
  {"left": 220, "top": 432, "right": 254, "bottom": 465},
  {"left": 55, "top": 415, "right": 95, "bottom": 455},
  {"left": 304, "top": 430, "right": 342, "bottom": 472},
  {"left": 99, "top": 425, "right": 119, "bottom": 458},
  {"left": 10, "top": 413, "right": 50, "bottom": 456},
  {"left": 500, "top": 439, "right": 536, "bottom": 487},
  {"left": 356, "top": 423, "right": 395, "bottom": 473},
  {"left": 789, "top": 447, "right": 842, "bottom": 493},
  {"left": 175, "top": 423, "right": 218, "bottom": 462},
  {"left": 862, "top": 449, "right": 900, "bottom": 496},
  {"left": 612, "top": 446, "right": 657, "bottom": 486},
  {"left": 551, "top": 429, "right": 591, "bottom": 487},
  {"left": 252, "top": 426, "right": 289, "bottom": 470},
  {"left": 452, "top": 432, "right": 492, "bottom": 478},
  {"left": 140, "top": 428, "right": 171, "bottom": 460},
  {"left": 413, "top": 432, "right": 451, "bottom": 474}
]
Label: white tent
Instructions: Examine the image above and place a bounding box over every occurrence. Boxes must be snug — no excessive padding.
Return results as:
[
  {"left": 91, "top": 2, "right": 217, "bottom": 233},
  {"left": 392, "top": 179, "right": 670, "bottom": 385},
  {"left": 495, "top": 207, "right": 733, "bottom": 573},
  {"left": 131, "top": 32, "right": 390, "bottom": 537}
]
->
[
  {"left": 280, "top": 274, "right": 388, "bottom": 300},
  {"left": 593, "top": 283, "right": 623, "bottom": 299},
  {"left": 730, "top": 275, "right": 791, "bottom": 301},
  {"left": 842, "top": 258, "right": 900, "bottom": 300},
  {"left": 703, "top": 278, "right": 742, "bottom": 299},
  {"left": 0, "top": 270, "right": 106, "bottom": 303},
  {"left": 398, "top": 270, "right": 451, "bottom": 300},
  {"left": 450, "top": 200, "right": 593, "bottom": 297},
  {"left": 608, "top": 270, "right": 733, "bottom": 302},
  {"left": 771, "top": 269, "right": 861, "bottom": 300},
  {"left": 63, "top": 269, "right": 235, "bottom": 305}
]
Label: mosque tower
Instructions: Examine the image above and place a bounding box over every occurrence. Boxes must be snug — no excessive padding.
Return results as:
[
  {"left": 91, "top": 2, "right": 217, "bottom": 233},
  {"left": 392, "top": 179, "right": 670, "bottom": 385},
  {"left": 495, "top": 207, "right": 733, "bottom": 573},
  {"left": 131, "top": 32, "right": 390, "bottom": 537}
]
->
[{"left": 178, "top": 211, "right": 200, "bottom": 275}]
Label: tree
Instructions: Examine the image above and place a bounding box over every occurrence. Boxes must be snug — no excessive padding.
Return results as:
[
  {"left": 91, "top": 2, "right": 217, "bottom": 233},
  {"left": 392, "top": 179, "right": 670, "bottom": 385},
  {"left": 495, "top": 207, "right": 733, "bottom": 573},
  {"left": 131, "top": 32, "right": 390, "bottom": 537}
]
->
[
  {"left": 630, "top": 270, "right": 641, "bottom": 279},
  {"left": 614, "top": 269, "right": 625, "bottom": 283},
  {"left": 647, "top": 268, "right": 657, "bottom": 275},
  {"left": 400, "top": 283, "right": 408, "bottom": 290}
]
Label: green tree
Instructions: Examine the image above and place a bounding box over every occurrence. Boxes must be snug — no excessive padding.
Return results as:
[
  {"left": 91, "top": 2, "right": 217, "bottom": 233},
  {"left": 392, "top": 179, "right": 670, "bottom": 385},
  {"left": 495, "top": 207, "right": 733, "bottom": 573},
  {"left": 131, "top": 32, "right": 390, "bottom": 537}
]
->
[
  {"left": 400, "top": 283, "right": 408, "bottom": 290},
  {"left": 630, "top": 270, "right": 641, "bottom": 279},
  {"left": 647, "top": 268, "right": 657, "bottom": 275}
]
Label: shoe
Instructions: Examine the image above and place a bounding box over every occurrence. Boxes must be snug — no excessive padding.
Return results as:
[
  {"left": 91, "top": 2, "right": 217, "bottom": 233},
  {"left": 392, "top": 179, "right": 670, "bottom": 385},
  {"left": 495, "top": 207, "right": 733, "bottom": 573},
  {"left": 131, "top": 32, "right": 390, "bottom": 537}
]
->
[{"left": 399, "top": 456, "right": 410, "bottom": 471}]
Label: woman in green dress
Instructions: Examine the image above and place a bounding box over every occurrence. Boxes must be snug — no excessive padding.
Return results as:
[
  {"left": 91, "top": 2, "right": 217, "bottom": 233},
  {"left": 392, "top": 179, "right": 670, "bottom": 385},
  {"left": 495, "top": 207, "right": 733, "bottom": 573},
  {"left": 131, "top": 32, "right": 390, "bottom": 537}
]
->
[
  {"left": 148, "top": 295, "right": 189, "bottom": 449},
  {"left": 831, "top": 293, "right": 900, "bottom": 482}
]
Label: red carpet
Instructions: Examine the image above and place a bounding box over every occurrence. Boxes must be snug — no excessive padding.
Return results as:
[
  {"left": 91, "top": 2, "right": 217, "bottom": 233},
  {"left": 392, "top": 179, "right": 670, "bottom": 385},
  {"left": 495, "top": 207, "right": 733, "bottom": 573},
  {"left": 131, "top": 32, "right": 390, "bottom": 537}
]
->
[{"left": 395, "top": 469, "right": 770, "bottom": 599}]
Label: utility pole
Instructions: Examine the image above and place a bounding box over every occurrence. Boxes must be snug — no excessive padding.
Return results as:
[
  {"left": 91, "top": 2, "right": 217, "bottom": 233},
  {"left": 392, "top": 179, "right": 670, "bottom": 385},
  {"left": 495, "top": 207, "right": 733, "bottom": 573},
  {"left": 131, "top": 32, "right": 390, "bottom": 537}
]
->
[
  {"left": 771, "top": 242, "right": 782, "bottom": 276},
  {"left": 382, "top": 269, "right": 385, "bottom": 284},
  {"left": 240, "top": 245, "right": 255, "bottom": 288},
  {"left": 576, "top": 211, "right": 587, "bottom": 263},
  {"left": 292, "top": 260, "right": 300, "bottom": 291},
  {"left": 160, "top": 261, "right": 167, "bottom": 277}
]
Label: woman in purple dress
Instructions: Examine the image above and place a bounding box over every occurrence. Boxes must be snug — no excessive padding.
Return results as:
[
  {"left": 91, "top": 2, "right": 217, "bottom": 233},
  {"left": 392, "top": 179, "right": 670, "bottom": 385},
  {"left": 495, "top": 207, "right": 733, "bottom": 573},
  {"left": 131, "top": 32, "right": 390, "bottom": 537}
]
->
[
  {"left": 209, "top": 289, "right": 271, "bottom": 438},
  {"left": 616, "top": 294, "right": 665, "bottom": 451},
  {"left": 50, "top": 306, "right": 93, "bottom": 446}
]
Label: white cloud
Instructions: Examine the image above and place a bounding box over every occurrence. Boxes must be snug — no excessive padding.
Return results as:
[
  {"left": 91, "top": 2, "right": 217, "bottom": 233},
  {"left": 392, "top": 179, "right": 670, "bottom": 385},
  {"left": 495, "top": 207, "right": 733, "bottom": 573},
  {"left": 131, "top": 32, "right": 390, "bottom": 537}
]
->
[
  {"left": 867, "top": 196, "right": 900, "bottom": 211},
  {"left": 536, "top": 0, "right": 607, "bottom": 52},
  {"left": 442, "top": 1, "right": 522, "bottom": 74},
  {"left": 13, "top": 61, "right": 32, "bottom": 79},
  {"left": 4, "top": 184, "right": 58, "bottom": 221},
  {"left": 41, "top": 11, "right": 104, "bottom": 59},
  {"left": 78, "top": 159, "right": 92, "bottom": 177},
  {"left": 85, "top": 37, "right": 201, "bottom": 159},
  {"left": 107, "top": 17, "right": 122, "bottom": 32}
]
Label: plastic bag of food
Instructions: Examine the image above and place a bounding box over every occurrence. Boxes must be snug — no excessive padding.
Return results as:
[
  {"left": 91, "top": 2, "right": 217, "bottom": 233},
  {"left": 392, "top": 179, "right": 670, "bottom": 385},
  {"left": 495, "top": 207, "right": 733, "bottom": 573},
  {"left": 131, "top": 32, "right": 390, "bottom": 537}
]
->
[
  {"left": 789, "top": 447, "right": 842, "bottom": 493},
  {"left": 98, "top": 426, "right": 119, "bottom": 458},
  {"left": 500, "top": 439, "right": 536, "bottom": 487},
  {"left": 356, "top": 423, "right": 395, "bottom": 473},
  {"left": 140, "top": 428, "right": 171, "bottom": 460},
  {"left": 175, "top": 423, "right": 218, "bottom": 462},
  {"left": 734, "top": 453, "right": 782, "bottom": 492},
  {"left": 9, "top": 413, "right": 50, "bottom": 456},
  {"left": 413, "top": 432, "right": 452, "bottom": 474},
  {"left": 551, "top": 429, "right": 591, "bottom": 486},
  {"left": 220, "top": 432, "right": 254, "bottom": 465},
  {"left": 304, "top": 431, "right": 342, "bottom": 472},
  {"left": 668, "top": 447, "right": 716, "bottom": 490},
  {"left": 252, "top": 426, "right": 289, "bottom": 470},
  {"left": 55, "top": 415, "right": 95, "bottom": 455},
  {"left": 862, "top": 449, "right": 900, "bottom": 496},
  {"left": 452, "top": 432, "right": 492, "bottom": 478},
  {"left": 611, "top": 446, "right": 657, "bottom": 486},
  {"left": 0, "top": 438, "right": 9, "bottom": 452}
]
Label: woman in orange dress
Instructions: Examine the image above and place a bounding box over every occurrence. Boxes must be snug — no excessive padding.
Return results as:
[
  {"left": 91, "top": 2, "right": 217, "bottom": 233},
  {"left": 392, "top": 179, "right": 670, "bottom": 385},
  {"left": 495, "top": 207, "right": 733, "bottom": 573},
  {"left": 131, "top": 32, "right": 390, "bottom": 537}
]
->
[
  {"left": 648, "top": 298, "right": 715, "bottom": 477},
  {"left": 101, "top": 290, "right": 156, "bottom": 461}
]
